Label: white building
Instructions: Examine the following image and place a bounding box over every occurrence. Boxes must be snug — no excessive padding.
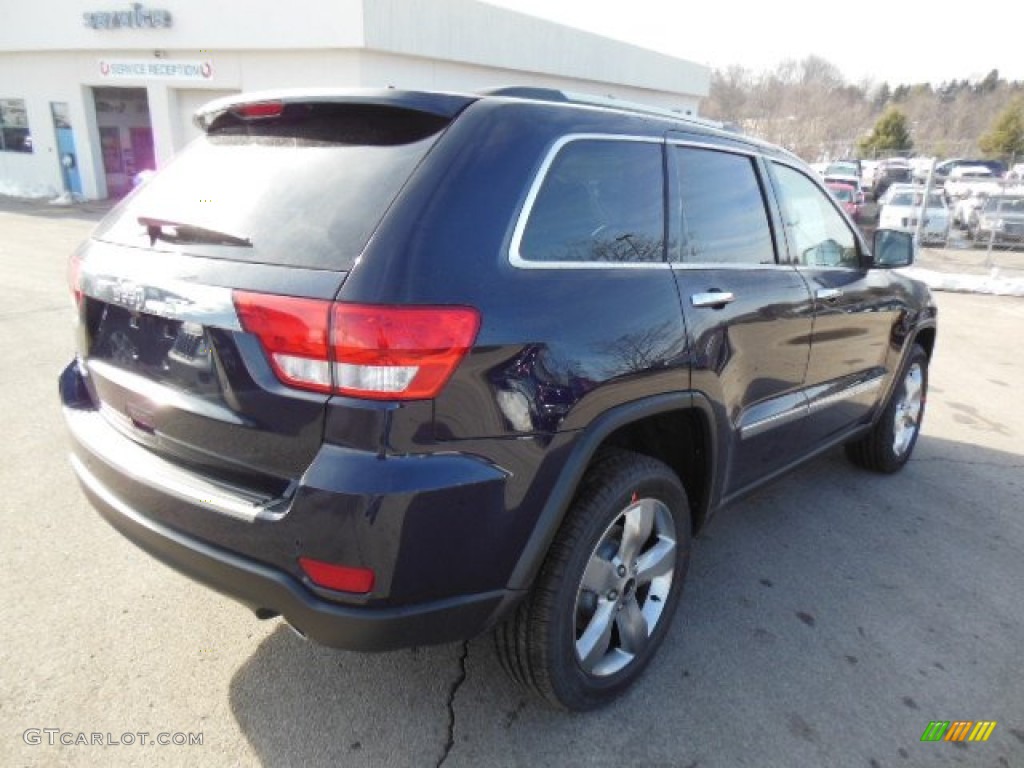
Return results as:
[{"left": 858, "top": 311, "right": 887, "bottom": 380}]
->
[{"left": 0, "top": 0, "right": 710, "bottom": 200}]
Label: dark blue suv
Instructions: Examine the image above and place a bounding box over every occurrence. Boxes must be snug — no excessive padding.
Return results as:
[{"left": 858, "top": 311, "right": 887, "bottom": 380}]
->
[{"left": 60, "top": 88, "right": 936, "bottom": 710}]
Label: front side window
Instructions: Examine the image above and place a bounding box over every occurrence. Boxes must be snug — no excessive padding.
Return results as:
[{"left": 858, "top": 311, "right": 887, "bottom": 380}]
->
[
  {"left": 674, "top": 146, "right": 776, "bottom": 265},
  {"left": 519, "top": 139, "right": 664, "bottom": 264},
  {"left": 0, "top": 98, "right": 32, "bottom": 153},
  {"left": 772, "top": 163, "right": 860, "bottom": 268}
]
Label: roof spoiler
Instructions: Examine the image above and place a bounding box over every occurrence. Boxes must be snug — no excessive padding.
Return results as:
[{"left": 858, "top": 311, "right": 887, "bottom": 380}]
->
[{"left": 193, "top": 88, "right": 476, "bottom": 132}]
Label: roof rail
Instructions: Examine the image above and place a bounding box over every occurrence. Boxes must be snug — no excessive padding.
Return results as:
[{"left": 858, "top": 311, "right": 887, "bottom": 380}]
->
[{"left": 479, "top": 86, "right": 736, "bottom": 133}]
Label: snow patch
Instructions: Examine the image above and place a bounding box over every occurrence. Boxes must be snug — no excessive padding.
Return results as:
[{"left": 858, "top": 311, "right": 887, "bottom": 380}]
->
[
  {"left": 0, "top": 179, "right": 58, "bottom": 200},
  {"left": 899, "top": 267, "right": 1024, "bottom": 297}
]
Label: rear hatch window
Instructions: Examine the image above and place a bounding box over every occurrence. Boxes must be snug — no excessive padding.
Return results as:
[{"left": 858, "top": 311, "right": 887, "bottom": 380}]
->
[{"left": 94, "top": 103, "right": 452, "bottom": 270}]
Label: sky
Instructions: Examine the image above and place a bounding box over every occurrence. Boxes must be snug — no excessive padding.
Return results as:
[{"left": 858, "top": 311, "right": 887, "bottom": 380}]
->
[{"left": 483, "top": 0, "right": 1023, "bottom": 86}]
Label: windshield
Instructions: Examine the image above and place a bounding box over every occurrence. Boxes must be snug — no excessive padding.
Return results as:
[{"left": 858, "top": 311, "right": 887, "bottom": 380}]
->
[
  {"left": 889, "top": 192, "right": 945, "bottom": 209},
  {"left": 94, "top": 104, "right": 450, "bottom": 270},
  {"left": 829, "top": 186, "right": 853, "bottom": 202},
  {"left": 826, "top": 163, "right": 858, "bottom": 176}
]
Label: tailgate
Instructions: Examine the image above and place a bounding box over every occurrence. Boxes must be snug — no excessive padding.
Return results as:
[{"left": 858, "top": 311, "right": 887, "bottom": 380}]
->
[
  {"left": 70, "top": 94, "right": 466, "bottom": 488},
  {"left": 75, "top": 241, "right": 343, "bottom": 486}
]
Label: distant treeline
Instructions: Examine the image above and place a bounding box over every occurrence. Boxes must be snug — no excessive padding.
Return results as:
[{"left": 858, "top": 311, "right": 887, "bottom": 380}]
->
[{"left": 701, "top": 56, "right": 1023, "bottom": 161}]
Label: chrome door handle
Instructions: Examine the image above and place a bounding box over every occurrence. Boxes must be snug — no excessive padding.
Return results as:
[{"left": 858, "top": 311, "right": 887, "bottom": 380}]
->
[
  {"left": 816, "top": 288, "right": 843, "bottom": 301},
  {"left": 691, "top": 291, "right": 736, "bottom": 308}
]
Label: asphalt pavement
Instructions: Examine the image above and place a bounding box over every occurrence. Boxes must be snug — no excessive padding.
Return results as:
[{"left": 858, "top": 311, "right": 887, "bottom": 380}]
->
[{"left": 1, "top": 197, "right": 1022, "bottom": 768}]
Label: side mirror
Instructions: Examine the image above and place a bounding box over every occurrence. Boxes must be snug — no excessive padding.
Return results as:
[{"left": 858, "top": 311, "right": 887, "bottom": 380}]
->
[{"left": 872, "top": 229, "right": 915, "bottom": 268}]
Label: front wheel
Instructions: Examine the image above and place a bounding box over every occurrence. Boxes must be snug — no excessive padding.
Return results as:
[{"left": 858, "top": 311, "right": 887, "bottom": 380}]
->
[
  {"left": 846, "top": 343, "right": 928, "bottom": 473},
  {"left": 494, "top": 450, "right": 691, "bottom": 710}
]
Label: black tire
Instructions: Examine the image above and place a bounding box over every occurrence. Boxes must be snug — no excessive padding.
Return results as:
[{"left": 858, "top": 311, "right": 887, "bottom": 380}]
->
[
  {"left": 845, "top": 343, "right": 928, "bottom": 473},
  {"left": 494, "top": 450, "right": 691, "bottom": 711}
]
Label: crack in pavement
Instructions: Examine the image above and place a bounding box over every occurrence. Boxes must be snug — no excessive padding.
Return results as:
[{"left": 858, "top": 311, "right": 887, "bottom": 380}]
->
[{"left": 437, "top": 641, "right": 469, "bottom": 768}]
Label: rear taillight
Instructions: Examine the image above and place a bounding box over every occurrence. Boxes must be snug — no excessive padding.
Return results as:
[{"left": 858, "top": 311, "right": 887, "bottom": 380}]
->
[
  {"left": 331, "top": 304, "right": 480, "bottom": 400},
  {"left": 233, "top": 291, "right": 480, "bottom": 400},
  {"left": 233, "top": 292, "right": 333, "bottom": 393}
]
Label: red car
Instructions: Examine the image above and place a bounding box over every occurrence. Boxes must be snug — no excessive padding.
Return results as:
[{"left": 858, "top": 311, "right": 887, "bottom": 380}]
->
[{"left": 827, "top": 182, "right": 861, "bottom": 221}]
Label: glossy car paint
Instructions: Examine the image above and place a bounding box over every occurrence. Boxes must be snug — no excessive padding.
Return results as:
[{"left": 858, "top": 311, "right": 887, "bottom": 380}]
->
[{"left": 61, "top": 91, "right": 937, "bottom": 650}]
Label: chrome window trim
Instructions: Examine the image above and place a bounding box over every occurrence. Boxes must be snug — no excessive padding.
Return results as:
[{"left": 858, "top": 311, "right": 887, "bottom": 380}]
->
[
  {"left": 508, "top": 133, "right": 672, "bottom": 271},
  {"left": 666, "top": 137, "right": 760, "bottom": 158},
  {"left": 670, "top": 262, "right": 787, "bottom": 272}
]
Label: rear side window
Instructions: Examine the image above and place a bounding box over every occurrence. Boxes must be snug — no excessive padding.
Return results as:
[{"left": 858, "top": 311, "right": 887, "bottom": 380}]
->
[
  {"left": 673, "top": 146, "right": 775, "bottom": 265},
  {"left": 94, "top": 104, "right": 450, "bottom": 270},
  {"left": 518, "top": 139, "right": 665, "bottom": 264}
]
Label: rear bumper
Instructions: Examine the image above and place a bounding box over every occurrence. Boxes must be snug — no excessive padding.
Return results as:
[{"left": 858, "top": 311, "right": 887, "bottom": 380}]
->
[
  {"left": 72, "top": 454, "right": 511, "bottom": 650},
  {"left": 60, "top": 360, "right": 522, "bottom": 651}
]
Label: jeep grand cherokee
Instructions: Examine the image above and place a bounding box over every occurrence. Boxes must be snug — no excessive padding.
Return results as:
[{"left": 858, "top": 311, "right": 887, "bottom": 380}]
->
[{"left": 60, "top": 87, "right": 936, "bottom": 710}]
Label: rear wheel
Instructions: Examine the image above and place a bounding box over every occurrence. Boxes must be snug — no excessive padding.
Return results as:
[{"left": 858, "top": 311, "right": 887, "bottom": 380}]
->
[
  {"left": 846, "top": 343, "right": 928, "bottom": 473},
  {"left": 494, "top": 450, "right": 691, "bottom": 710}
]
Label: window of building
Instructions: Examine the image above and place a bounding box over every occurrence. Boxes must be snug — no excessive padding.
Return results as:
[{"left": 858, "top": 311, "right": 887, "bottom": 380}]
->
[
  {"left": 673, "top": 146, "right": 776, "bottom": 265},
  {"left": 0, "top": 99, "right": 32, "bottom": 153},
  {"left": 772, "top": 163, "right": 859, "bottom": 268},
  {"left": 519, "top": 139, "right": 665, "bottom": 264}
]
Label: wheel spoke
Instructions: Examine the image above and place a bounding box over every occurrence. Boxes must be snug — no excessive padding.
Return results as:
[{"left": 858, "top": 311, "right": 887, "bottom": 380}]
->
[
  {"left": 905, "top": 401, "right": 921, "bottom": 426},
  {"left": 616, "top": 596, "right": 649, "bottom": 655},
  {"left": 618, "top": 499, "right": 654, "bottom": 565},
  {"left": 903, "top": 367, "right": 922, "bottom": 402},
  {"left": 576, "top": 601, "right": 616, "bottom": 671},
  {"left": 893, "top": 365, "right": 925, "bottom": 456},
  {"left": 634, "top": 537, "right": 676, "bottom": 584},
  {"left": 581, "top": 556, "right": 618, "bottom": 594}
]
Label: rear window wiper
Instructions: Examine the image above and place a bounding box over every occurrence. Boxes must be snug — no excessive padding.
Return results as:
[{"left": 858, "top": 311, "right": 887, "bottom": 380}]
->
[{"left": 139, "top": 216, "right": 253, "bottom": 248}]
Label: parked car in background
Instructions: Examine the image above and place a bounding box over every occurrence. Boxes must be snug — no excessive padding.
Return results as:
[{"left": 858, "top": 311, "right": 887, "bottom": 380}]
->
[
  {"left": 879, "top": 185, "right": 950, "bottom": 246},
  {"left": 952, "top": 190, "right": 991, "bottom": 229},
  {"left": 968, "top": 195, "right": 1024, "bottom": 246},
  {"left": 933, "top": 158, "right": 1008, "bottom": 186},
  {"left": 823, "top": 172, "right": 865, "bottom": 204},
  {"left": 825, "top": 160, "right": 861, "bottom": 179},
  {"left": 860, "top": 159, "right": 879, "bottom": 191},
  {"left": 910, "top": 156, "right": 938, "bottom": 184},
  {"left": 944, "top": 166, "right": 1002, "bottom": 200},
  {"left": 826, "top": 181, "right": 862, "bottom": 221},
  {"left": 871, "top": 158, "right": 913, "bottom": 200}
]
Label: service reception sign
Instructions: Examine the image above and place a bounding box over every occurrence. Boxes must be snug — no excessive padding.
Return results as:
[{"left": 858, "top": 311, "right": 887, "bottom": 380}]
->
[{"left": 98, "top": 59, "right": 214, "bottom": 81}]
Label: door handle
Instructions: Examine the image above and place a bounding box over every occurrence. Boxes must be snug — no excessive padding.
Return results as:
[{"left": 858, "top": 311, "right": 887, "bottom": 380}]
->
[
  {"left": 816, "top": 288, "right": 843, "bottom": 302},
  {"left": 691, "top": 291, "right": 736, "bottom": 308}
]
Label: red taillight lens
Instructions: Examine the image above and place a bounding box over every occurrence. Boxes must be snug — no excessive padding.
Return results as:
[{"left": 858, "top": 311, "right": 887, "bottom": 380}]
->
[
  {"left": 233, "top": 291, "right": 333, "bottom": 393},
  {"left": 298, "top": 557, "right": 374, "bottom": 594},
  {"left": 331, "top": 304, "right": 480, "bottom": 400},
  {"left": 231, "top": 101, "right": 284, "bottom": 119},
  {"left": 233, "top": 292, "right": 480, "bottom": 400}
]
